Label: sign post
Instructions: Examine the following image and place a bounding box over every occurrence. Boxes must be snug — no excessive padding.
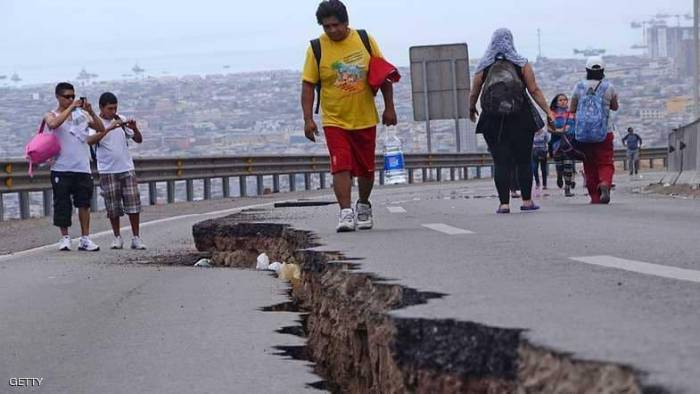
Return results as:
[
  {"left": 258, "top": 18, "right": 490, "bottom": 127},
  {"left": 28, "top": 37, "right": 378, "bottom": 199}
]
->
[{"left": 410, "top": 44, "right": 470, "bottom": 152}]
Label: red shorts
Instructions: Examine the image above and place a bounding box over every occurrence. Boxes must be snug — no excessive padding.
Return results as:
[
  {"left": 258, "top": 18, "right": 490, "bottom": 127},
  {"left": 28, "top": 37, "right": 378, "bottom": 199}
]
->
[{"left": 324, "top": 126, "right": 377, "bottom": 178}]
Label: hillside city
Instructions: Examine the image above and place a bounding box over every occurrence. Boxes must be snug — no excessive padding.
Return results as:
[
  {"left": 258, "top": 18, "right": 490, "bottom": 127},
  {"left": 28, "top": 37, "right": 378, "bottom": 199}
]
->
[{"left": 0, "top": 55, "right": 696, "bottom": 160}]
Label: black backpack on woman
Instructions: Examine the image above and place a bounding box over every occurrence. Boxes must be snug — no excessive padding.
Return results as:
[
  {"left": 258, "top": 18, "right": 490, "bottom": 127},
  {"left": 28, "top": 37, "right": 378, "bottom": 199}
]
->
[{"left": 481, "top": 54, "right": 525, "bottom": 116}]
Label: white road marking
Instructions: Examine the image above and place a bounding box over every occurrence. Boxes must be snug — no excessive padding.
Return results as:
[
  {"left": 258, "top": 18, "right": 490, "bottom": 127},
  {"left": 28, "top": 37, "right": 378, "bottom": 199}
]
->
[
  {"left": 569, "top": 255, "right": 700, "bottom": 284},
  {"left": 387, "top": 206, "right": 407, "bottom": 213},
  {"left": 0, "top": 197, "right": 335, "bottom": 263},
  {"left": 421, "top": 223, "right": 474, "bottom": 235}
]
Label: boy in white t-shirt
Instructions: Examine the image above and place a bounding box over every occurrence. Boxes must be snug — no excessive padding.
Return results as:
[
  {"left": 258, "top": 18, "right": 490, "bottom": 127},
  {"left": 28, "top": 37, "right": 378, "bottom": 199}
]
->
[
  {"left": 87, "top": 92, "right": 146, "bottom": 250},
  {"left": 45, "top": 82, "right": 106, "bottom": 252}
]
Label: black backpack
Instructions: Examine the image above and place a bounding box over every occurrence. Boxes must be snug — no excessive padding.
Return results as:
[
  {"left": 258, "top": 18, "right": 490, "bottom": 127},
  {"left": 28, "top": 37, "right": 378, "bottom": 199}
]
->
[
  {"left": 480, "top": 56, "right": 525, "bottom": 116},
  {"left": 310, "top": 29, "right": 373, "bottom": 114}
]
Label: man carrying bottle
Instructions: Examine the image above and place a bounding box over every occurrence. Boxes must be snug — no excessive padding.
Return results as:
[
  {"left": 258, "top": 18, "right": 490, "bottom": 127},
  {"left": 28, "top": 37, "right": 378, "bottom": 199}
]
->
[{"left": 300, "top": 0, "right": 397, "bottom": 232}]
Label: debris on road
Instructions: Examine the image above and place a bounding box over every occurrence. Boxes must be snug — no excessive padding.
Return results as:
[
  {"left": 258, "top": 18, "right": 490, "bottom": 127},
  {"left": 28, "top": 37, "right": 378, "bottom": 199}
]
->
[
  {"left": 267, "top": 262, "right": 283, "bottom": 273},
  {"left": 194, "top": 258, "right": 212, "bottom": 267},
  {"left": 256, "top": 253, "right": 270, "bottom": 270}
]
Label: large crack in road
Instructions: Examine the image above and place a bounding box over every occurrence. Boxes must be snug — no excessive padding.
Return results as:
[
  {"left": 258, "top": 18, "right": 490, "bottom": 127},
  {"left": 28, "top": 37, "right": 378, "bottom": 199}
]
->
[{"left": 191, "top": 212, "right": 668, "bottom": 393}]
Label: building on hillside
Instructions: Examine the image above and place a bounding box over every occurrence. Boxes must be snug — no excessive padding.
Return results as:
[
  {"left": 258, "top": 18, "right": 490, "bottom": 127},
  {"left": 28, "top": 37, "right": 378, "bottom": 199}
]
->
[{"left": 646, "top": 25, "right": 696, "bottom": 77}]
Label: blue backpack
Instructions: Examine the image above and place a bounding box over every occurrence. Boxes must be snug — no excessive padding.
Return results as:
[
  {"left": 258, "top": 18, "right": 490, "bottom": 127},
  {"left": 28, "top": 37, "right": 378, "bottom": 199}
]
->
[{"left": 574, "top": 80, "right": 610, "bottom": 143}]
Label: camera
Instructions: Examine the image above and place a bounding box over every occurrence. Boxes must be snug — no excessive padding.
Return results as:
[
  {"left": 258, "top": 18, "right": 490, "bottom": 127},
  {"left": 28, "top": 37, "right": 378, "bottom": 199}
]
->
[{"left": 79, "top": 97, "right": 86, "bottom": 107}]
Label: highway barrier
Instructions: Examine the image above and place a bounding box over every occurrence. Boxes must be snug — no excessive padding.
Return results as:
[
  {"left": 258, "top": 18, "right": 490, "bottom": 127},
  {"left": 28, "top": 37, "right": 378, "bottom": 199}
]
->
[
  {"left": 0, "top": 148, "right": 668, "bottom": 221},
  {"left": 664, "top": 119, "right": 700, "bottom": 186}
]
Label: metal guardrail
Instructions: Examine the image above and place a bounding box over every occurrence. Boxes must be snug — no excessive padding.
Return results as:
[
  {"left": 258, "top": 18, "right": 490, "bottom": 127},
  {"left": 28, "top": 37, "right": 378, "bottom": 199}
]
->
[
  {"left": 665, "top": 119, "right": 700, "bottom": 185},
  {"left": 0, "top": 148, "right": 668, "bottom": 221}
]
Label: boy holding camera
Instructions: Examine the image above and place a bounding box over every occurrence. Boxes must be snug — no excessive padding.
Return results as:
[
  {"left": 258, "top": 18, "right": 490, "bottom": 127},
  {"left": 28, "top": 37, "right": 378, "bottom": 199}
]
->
[
  {"left": 45, "top": 82, "right": 105, "bottom": 251},
  {"left": 87, "top": 92, "right": 146, "bottom": 250}
]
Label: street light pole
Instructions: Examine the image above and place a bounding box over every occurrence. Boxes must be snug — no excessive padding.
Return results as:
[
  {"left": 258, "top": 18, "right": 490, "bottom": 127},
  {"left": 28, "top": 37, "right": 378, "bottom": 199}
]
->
[{"left": 694, "top": 0, "right": 699, "bottom": 117}]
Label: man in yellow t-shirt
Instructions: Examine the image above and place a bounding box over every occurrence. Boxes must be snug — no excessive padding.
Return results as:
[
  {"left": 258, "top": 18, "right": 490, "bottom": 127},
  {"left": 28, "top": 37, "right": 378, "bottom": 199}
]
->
[{"left": 301, "top": 0, "right": 397, "bottom": 233}]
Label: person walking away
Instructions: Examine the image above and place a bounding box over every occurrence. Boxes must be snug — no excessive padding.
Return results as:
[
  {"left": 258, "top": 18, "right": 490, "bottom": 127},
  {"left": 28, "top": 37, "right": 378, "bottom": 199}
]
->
[
  {"left": 569, "top": 56, "right": 619, "bottom": 204},
  {"left": 87, "top": 92, "right": 146, "bottom": 250},
  {"left": 45, "top": 82, "right": 105, "bottom": 251},
  {"left": 531, "top": 128, "right": 550, "bottom": 194},
  {"left": 301, "top": 0, "right": 397, "bottom": 232},
  {"left": 469, "top": 28, "right": 553, "bottom": 214},
  {"left": 549, "top": 94, "right": 577, "bottom": 197},
  {"left": 621, "top": 127, "right": 642, "bottom": 178}
]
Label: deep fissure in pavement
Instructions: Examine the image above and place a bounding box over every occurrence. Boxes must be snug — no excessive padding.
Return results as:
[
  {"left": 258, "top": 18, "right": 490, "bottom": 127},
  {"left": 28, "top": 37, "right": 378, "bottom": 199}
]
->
[{"left": 192, "top": 214, "right": 664, "bottom": 393}]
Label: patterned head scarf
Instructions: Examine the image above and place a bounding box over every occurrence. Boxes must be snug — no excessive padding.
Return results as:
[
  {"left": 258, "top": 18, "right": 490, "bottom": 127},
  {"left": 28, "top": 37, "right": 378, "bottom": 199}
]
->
[{"left": 475, "top": 28, "right": 528, "bottom": 74}]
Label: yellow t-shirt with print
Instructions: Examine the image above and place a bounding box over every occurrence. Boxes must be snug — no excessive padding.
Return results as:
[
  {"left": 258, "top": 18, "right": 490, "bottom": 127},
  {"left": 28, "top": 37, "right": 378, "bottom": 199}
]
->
[{"left": 302, "top": 29, "right": 383, "bottom": 131}]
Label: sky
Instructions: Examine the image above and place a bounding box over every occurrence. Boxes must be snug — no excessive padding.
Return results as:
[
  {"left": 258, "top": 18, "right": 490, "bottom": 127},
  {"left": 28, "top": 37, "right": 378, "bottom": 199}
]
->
[{"left": 0, "top": 0, "right": 694, "bottom": 85}]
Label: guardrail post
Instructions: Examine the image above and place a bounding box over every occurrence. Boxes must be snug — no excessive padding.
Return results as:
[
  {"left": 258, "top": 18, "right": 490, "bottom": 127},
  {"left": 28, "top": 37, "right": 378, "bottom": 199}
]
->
[
  {"left": 436, "top": 168, "right": 443, "bottom": 182},
  {"left": 464, "top": 166, "right": 470, "bottom": 180},
  {"left": 379, "top": 170, "right": 385, "bottom": 185},
  {"left": 304, "top": 173, "right": 312, "bottom": 190},
  {"left": 450, "top": 168, "right": 456, "bottom": 181},
  {"left": 623, "top": 160, "right": 628, "bottom": 171},
  {"left": 222, "top": 177, "right": 231, "bottom": 198},
  {"left": 476, "top": 166, "right": 482, "bottom": 179},
  {"left": 186, "top": 180, "right": 194, "bottom": 201},
  {"left": 663, "top": 156, "right": 668, "bottom": 168},
  {"left": 289, "top": 174, "right": 296, "bottom": 192},
  {"left": 239, "top": 176, "right": 247, "bottom": 197},
  {"left": 43, "top": 189, "right": 52, "bottom": 217},
  {"left": 257, "top": 175, "right": 264, "bottom": 196},
  {"left": 19, "top": 191, "right": 30, "bottom": 219},
  {"left": 203, "top": 178, "right": 212, "bottom": 200},
  {"left": 319, "top": 173, "right": 326, "bottom": 189},
  {"left": 649, "top": 158, "right": 654, "bottom": 169},
  {"left": 408, "top": 169, "right": 414, "bottom": 184},
  {"left": 167, "top": 181, "right": 176, "bottom": 203},
  {"left": 490, "top": 165, "right": 495, "bottom": 178},
  {"left": 273, "top": 175, "right": 280, "bottom": 193},
  {"left": 422, "top": 168, "right": 428, "bottom": 182},
  {"left": 0, "top": 193, "right": 4, "bottom": 221},
  {"left": 149, "top": 182, "right": 157, "bottom": 205}
]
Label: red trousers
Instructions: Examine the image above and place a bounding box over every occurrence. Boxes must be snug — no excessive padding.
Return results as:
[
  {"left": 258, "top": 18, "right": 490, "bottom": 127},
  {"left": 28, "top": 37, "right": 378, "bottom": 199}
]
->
[{"left": 579, "top": 133, "right": 614, "bottom": 203}]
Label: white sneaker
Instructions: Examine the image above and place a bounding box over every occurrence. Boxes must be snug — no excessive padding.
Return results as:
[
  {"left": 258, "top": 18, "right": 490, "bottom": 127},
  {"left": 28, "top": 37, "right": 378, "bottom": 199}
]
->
[
  {"left": 111, "top": 236, "right": 124, "bottom": 249},
  {"left": 355, "top": 201, "right": 373, "bottom": 230},
  {"left": 59, "top": 236, "right": 71, "bottom": 251},
  {"left": 336, "top": 208, "right": 356, "bottom": 233},
  {"left": 78, "top": 237, "right": 100, "bottom": 252},
  {"left": 131, "top": 236, "right": 147, "bottom": 250}
]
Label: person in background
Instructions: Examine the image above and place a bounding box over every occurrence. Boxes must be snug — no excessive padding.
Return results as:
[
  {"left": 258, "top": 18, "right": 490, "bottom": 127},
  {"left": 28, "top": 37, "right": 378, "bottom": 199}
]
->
[
  {"left": 569, "top": 56, "right": 619, "bottom": 204},
  {"left": 531, "top": 127, "right": 550, "bottom": 194},
  {"left": 549, "top": 94, "right": 577, "bottom": 197},
  {"left": 622, "top": 127, "right": 642, "bottom": 178}
]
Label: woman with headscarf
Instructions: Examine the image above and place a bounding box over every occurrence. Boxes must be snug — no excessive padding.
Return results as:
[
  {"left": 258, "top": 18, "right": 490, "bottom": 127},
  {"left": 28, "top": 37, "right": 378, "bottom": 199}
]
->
[{"left": 469, "top": 28, "right": 553, "bottom": 214}]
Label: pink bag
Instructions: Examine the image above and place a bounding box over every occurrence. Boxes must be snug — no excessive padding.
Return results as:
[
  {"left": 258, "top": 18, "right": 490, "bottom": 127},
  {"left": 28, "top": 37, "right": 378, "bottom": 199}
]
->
[{"left": 25, "top": 119, "right": 60, "bottom": 177}]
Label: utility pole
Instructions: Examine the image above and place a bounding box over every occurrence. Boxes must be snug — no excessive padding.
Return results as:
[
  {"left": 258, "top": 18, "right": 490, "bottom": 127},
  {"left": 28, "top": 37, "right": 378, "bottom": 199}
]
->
[
  {"left": 537, "top": 28, "right": 543, "bottom": 60},
  {"left": 695, "top": 0, "right": 699, "bottom": 117}
]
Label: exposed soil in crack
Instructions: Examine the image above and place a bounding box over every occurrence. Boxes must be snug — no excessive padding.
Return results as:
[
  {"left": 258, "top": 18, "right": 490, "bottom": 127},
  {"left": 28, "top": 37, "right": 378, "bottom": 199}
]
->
[{"left": 192, "top": 214, "right": 668, "bottom": 394}]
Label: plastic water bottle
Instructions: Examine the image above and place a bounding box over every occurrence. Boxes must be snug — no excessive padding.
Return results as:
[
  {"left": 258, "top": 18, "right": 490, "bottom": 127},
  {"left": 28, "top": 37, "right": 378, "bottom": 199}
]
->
[{"left": 383, "top": 131, "right": 407, "bottom": 185}]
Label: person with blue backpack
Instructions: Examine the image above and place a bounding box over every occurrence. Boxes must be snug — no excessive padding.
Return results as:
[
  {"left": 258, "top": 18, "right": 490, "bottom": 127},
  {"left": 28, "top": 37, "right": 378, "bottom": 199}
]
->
[
  {"left": 569, "top": 56, "right": 619, "bottom": 204},
  {"left": 469, "top": 28, "right": 553, "bottom": 214}
]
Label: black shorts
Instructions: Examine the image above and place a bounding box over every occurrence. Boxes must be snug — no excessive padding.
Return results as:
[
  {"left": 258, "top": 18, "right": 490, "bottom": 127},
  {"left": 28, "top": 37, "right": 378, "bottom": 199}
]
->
[{"left": 51, "top": 171, "right": 94, "bottom": 228}]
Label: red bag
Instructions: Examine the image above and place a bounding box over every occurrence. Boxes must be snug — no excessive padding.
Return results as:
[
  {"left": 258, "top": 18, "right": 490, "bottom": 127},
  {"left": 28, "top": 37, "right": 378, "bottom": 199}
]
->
[{"left": 368, "top": 56, "right": 401, "bottom": 95}]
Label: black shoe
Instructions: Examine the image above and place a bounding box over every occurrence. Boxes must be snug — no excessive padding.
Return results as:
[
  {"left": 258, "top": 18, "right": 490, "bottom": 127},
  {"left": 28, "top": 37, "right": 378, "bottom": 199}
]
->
[
  {"left": 570, "top": 181, "right": 576, "bottom": 189},
  {"left": 557, "top": 175, "right": 563, "bottom": 189},
  {"left": 599, "top": 185, "right": 611, "bottom": 204},
  {"left": 564, "top": 185, "right": 574, "bottom": 197}
]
